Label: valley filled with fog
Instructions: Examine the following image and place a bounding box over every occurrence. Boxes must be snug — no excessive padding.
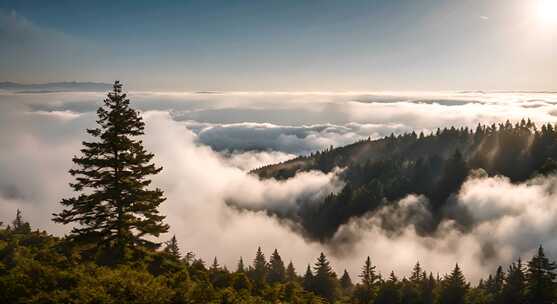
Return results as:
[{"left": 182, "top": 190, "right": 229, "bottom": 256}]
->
[{"left": 2, "top": 89, "right": 557, "bottom": 282}]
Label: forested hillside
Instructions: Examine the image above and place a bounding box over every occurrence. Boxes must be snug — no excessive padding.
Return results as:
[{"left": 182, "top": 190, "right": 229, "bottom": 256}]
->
[
  {"left": 252, "top": 120, "right": 557, "bottom": 240},
  {"left": 2, "top": 81, "right": 557, "bottom": 303},
  {"left": 2, "top": 210, "right": 557, "bottom": 304}
]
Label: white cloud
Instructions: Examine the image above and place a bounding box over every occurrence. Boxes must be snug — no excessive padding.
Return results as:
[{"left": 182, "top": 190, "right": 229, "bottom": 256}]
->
[{"left": 2, "top": 90, "right": 557, "bottom": 282}]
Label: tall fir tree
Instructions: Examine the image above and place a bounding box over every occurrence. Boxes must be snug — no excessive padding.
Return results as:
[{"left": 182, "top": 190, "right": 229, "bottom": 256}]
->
[
  {"left": 251, "top": 246, "right": 267, "bottom": 289},
  {"left": 440, "top": 264, "right": 468, "bottom": 304},
  {"left": 10, "top": 209, "right": 31, "bottom": 234},
  {"left": 375, "top": 271, "right": 401, "bottom": 304},
  {"left": 163, "top": 235, "right": 180, "bottom": 259},
  {"left": 355, "top": 256, "right": 381, "bottom": 303},
  {"left": 267, "top": 249, "right": 286, "bottom": 284},
  {"left": 286, "top": 261, "right": 297, "bottom": 282},
  {"left": 502, "top": 258, "right": 526, "bottom": 304},
  {"left": 340, "top": 269, "right": 354, "bottom": 291},
  {"left": 52, "top": 81, "right": 168, "bottom": 255},
  {"left": 237, "top": 257, "right": 245, "bottom": 273},
  {"left": 526, "top": 246, "right": 556, "bottom": 304},
  {"left": 303, "top": 264, "right": 314, "bottom": 291},
  {"left": 313, "top": 252, "right": 338, "bottom": 302}
]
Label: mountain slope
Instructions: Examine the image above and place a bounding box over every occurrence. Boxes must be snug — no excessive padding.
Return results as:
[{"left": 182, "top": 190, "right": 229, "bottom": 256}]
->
[{"left": 249, "top": 120, "right": 557, "bottom": 241}]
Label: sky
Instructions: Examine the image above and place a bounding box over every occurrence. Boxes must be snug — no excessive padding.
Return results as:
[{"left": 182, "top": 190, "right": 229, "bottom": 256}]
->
[
  {"left": 0, "top": 0, "right": 556, "bottom": 91},
  {"left": 2, "top": 0, "right": 557, "bottom": 282}
]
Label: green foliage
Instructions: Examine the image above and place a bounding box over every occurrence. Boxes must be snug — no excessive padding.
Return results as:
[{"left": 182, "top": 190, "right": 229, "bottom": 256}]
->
[
  {"left": 526, "top": 246, "right": 556, "bottom": 304},
  {"left": 254, "top": 120, "right": 557, "bottom": 240},
  {"left": 52, "top": 81, "right": 168, "bottom": 257}
]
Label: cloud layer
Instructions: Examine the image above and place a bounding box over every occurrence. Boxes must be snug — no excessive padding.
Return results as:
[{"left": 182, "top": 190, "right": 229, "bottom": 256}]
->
[{"left": 2, "top": 90, "right": 557, "bottom": 282}]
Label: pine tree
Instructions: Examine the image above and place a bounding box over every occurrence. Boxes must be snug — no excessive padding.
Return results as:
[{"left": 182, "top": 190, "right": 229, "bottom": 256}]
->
[
  {"left": 286, "top": 261, "right": 297, "bottom": 282},
  {"left": 340, "top": 269, "right": 354, "bottom": 291},
  {"left": 502, "top": 258, "right": 526, "bottom": 304},
  {"left": 526, "top": 246, "right": 556, "bottom": 304},
  {"left": 375, "top": 272, "right": 400, "bottom": 304},
  {"left": 360, "top": 256, "right": 381, "bottom": 296},
  {"left": 410, "top": 261, "right": 423, "bottom": 284},
  {"left": 440, "top": 264, "right": 468, "bottom": 304},
  {"left": 52, "top": 81, "right": 168, "bottom": 255},
  {"left": 251, "top": 246, "right": 267, "bottom": 289},
  {"left": 11, "top": 209, "right": 31, "bottom": 234},
  {"left": 237, "top": 257, "right": 245, "bottom": 273},
  {"left": 163, "top": 235, "right": 180, "bottom": 259},
  {"left": 490, "top": 266, "right": 505, "bottom": 304},
  {"left": 313, "top": 252, "right": 338, "bottom": 302},
  {"left": 303, "top": 264, "right": 314, "bottom": 291},
  {"left": 267, "top": 248, "right": 286, "bottom": 284},
  {"left": 210, "top": 257, "right": 220, "bottom": 271}
]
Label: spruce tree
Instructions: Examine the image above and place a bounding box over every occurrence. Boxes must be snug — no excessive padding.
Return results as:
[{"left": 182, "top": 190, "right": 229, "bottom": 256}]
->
[
  {"left": 410, "top": 261, "right": 423, "bottom": 284},
  {"left": 52, "top": 81, "right": 168, "bottom": 254},
  {"left": 237, "top": 257, "right": 245, "bottom": 273},
  {"left": 251, "top": 246, "right": 267, "bottom": 289},
  {"left": 303, "top": 264, "right": 314, "bottom": 291},
  {"left": 440, "top": 264, "right": 468, "bottom": 304},
  {"left": 11, "top": 209, "right": 31, "bottom": 234},
  {"left": 286, "top": 261, "right": 297, "bottom": 282},
  {"left": 375, "top": 271, "right": 400, "bottom": 304},
  {"left": 526, "top": 246, "right": 556, "bottom": 304},
  {"left": 502, "top": 258, "right": 526, "bottom": 304},
  {"left": 267, "top": 249, "right": 286, "bottom": 284},
  {"left": 356, "top": 256, "right": 380, "bottom": 302},
  {"left": 340, "top": 269, "right": 354, "bottom": 291},
  {"left": 313, "top": 252, "right": 338, "bottom": 302},
  {"left": 164, "top": 235, "right": 181, "bottom": 259}
]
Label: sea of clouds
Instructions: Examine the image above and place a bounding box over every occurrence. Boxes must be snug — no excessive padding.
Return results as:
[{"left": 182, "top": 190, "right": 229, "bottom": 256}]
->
[{"left": 1, "top": 90, "right": 557, "bottom": 282}]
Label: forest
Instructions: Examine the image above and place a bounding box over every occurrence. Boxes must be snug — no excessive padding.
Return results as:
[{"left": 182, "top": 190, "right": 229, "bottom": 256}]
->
[
  {"left": 1, "top": 210, "right": 557, "bottom": 304},
  {"left": 2, "top": 81, "right": 557, "bottom": 303},
  {"left": 252, "top": 119, "right": 557, "bottom": 240}
]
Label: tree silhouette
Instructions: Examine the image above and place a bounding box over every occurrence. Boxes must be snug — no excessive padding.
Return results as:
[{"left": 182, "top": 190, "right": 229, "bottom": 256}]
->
[{"left": 53, "top": 81, "right": 168, "bottom": 256}]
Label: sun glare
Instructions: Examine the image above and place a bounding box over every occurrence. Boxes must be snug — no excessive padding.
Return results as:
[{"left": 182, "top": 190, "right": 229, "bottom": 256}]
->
[{"left": 536, "top": 0, "right": 557, "bottom": 26}]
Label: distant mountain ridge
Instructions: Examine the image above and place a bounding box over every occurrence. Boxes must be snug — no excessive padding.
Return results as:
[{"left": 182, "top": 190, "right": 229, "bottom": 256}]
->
[
  {"left": 249, "top": 120, "right": 557, "bottom": 241},
  {"left": 0, "top": 81, "right": 112, "bottom": 92}
]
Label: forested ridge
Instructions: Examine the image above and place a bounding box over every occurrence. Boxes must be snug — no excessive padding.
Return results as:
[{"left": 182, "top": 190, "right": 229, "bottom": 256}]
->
[
  {"left": 252, "top": 120, "right": 557, "bottom": 240},
  {"left": 2, "top": 210, "right": 557, "bottom": 304},
  {"left": 2, "top": 81, "right": 557, "bottom": 303}
]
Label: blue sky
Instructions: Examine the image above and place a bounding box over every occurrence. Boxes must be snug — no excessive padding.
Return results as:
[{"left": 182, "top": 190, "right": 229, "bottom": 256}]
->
[{"left": 0, "top": 0, "right": 555, "bottom": 90}]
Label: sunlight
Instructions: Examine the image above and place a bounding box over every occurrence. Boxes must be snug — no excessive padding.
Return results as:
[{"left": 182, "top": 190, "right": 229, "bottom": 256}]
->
[{"left": 535, "top": 0, "right": 557, "bottom": 27}]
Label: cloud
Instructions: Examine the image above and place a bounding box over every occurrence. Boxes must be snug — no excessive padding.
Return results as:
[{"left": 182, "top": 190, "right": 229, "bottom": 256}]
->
[
  {"left": 187, "top": 121, "right": 408, "bottom": 154},
  {"left": 2, "top": 90, "right": 557, "bottom": 282}
]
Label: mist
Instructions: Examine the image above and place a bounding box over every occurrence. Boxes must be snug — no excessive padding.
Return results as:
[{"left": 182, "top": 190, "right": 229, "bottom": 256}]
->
[{"left": 1, "top": 90, "right": 557, "bottom": 282}]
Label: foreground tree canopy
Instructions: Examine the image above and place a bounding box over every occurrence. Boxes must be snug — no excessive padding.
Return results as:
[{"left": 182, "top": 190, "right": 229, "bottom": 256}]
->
[
  {"left": 2, "top": 81, "right": 557, "bottom": 303},
  {"left": 1, "top": 210, "right": 557, "bottom": 304},
  {"left": 52, "top": 81, "right": 168, "bottom": 260}
]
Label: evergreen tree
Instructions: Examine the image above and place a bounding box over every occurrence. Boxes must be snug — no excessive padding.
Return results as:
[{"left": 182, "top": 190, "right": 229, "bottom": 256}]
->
[
  {"left": 210, "top": 257, "right": 220, "bottom": 271},
  {"left": 286, "top": 261, "right": 297, "bottom": 282},
  {"left": 312, "top": 252, "right": 338, "bottom": 302},
  {"left": 303, "top": 264, "right": 314, "bottom": 291},
  {"left": 440, "top": 264, "right": 468, "bottom": 304},
  {"left": 11, "top": 209, "right": 31, "bottom": 234},
  {"left": 237, "top": 257, "right": 245, "bottom": 273},
  {"left": 501, "top": 258, "right": 526, "bottom": 304},
  {"left": 489, "top": 266, "right": 505, "bottom": 304},
  {"left": 267, "top": 248, "right": 286, "bottom": 284},
  {"left": 340, "top": 269, "right": 354, "bottom": 291},
  {"left": 251, "top": 246, "right": 267, "bottom": 289},
  {"left": 375, "top": 272, "right": 401, "bottom": 304},
  {"left": 163, "top": 235, "right": 180, "bottom": 259},
  {"left": 355, "top": 256, "right": 380, "bottom": 303},
  {"left": 526, "top": 246, "right": 556, "bottom": 304},
  {"left": 410, "top": 261, "right": 423, "bottom": 284},
  {"left": 52, "top": 81, "right": 168, "bottom": 255}
]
